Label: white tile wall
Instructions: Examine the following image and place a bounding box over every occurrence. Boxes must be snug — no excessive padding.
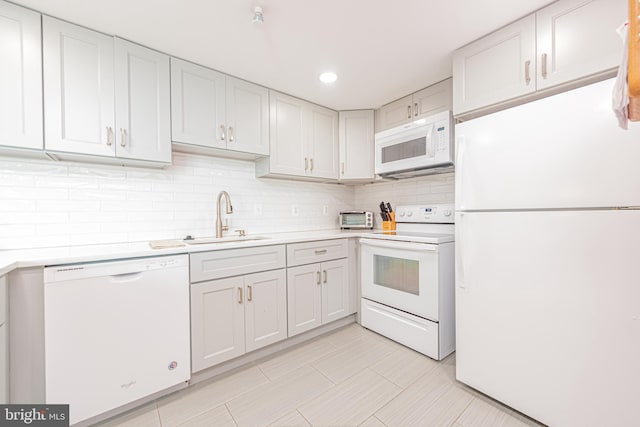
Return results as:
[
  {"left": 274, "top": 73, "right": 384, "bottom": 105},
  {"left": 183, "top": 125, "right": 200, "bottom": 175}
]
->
[
  {"left": 0, "top": 153, "right": 355, "bottom": 249},
  {"left": 353, "top": 173, "right": 455, "bottom": 228}
]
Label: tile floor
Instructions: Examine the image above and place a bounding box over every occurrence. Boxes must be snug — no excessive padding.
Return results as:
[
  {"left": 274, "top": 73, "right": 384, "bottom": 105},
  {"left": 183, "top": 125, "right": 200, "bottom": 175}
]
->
[{"left": 98, "top": 324, "right": 544, "bottom": 427}]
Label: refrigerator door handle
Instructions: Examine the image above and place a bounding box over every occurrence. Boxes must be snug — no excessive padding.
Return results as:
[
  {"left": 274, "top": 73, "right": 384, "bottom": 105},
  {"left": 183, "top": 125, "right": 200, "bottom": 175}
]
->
[
  {"left": 456, "top": 213, "right": 466, "bottom": 289},
  {"left": 455, "top": 135, "right": 465, "bottom": 209}
]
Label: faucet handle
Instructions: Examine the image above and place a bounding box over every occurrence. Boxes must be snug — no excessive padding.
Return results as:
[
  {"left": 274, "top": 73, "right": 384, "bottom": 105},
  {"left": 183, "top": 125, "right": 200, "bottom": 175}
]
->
[
  {"left": 234, "top": 229, "right": 246, "bottom": 237},
  {"left": 222, "top": 218, "right": 229, "bottom": 232}
]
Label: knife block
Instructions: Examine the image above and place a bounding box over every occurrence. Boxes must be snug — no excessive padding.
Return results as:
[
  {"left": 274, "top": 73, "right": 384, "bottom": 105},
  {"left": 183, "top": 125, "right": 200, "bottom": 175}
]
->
[{"left": 382, "top": 212, "right": 396, "bottom": 232}]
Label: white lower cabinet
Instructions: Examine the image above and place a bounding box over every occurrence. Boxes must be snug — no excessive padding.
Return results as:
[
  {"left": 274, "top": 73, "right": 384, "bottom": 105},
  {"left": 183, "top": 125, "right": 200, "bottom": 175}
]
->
[
  {"left": 191, "top": 269, "right": 287, "bottom": 372},
  {"left": 287, "top": 258, "right": 349, "bottom": 337}
]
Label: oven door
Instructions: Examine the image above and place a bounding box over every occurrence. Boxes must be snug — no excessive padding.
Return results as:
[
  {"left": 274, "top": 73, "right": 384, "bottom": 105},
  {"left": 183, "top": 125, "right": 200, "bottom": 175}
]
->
[{"left": 360, "top": 238, "right": 439, "bottom": 321}]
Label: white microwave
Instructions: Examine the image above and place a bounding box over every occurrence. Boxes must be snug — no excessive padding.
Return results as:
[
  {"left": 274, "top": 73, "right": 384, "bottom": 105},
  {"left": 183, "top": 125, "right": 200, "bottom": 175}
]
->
[{"left": 375, "top": 110, "right": 454, "bottom": 178}]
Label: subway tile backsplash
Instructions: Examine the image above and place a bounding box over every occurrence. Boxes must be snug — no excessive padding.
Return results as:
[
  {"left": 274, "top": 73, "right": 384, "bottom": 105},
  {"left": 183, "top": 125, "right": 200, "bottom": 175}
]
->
[
  {"left": 0, "top": 153, "right": 355, "bottom": 249},
  {"left": 0, "top": 152, "right": 455, "bottom": 249},
  {"left": 353, "top": 173, "right": 455, "bottom": 228}
]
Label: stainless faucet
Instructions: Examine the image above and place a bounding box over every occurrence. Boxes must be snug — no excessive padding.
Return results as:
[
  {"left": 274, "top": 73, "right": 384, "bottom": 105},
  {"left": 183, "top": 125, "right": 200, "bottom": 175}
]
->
[{"left": 216, "top": 191, "right": 233, "bottom": 238}]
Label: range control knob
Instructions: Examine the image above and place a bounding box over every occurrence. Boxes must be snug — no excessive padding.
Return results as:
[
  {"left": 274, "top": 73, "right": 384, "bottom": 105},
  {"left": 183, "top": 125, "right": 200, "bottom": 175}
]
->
[
  {"left": 407, "top": 211, "right": 413, "bottom": 217},
  {"left": 444, "top": 210, "right": 453, "bottom": 217}
]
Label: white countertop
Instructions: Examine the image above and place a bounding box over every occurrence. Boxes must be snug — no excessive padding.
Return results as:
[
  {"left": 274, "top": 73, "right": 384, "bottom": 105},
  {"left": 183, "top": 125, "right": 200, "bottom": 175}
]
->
[{"left": 0, "top": 229, "right": 365, "bottom": 277}]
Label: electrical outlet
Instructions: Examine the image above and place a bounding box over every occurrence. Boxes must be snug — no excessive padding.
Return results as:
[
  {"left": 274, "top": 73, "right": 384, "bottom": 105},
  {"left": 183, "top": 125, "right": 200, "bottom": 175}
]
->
[
  {"left": 253, "top": 204, "right": 263, "bottom": 216},
  {"left": 291, "top": 205, "right": 299, "bottom": 217},
  {"left": 322, "top": 205, "right": 329, "bottom": 216}
]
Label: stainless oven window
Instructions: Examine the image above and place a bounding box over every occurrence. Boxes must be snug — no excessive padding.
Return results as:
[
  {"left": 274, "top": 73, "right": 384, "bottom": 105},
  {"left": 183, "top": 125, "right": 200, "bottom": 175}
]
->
[
  {"left": 373, "top": 254, "right": 419, "bottom": 295},
  {"left": 381, "top": 137, "right": 426, "bottom": 164}
]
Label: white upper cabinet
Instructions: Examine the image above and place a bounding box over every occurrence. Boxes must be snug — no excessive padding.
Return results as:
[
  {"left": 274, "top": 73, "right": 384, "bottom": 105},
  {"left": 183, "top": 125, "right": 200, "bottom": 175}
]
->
[
  {"left": 338, "top": 110, "right": 374, "bottom": 182},
  {"left": 43, "top": 18, "right": 171, "bottom": 164},
  {"left": 257, "top": 90, "right": 338, "bottom": 181},
  {"left": 0, "top": 1, "right": 43, "bottom": 151},
  {"left": 308, "top": 104, "right": 339, "bottom": 179},
  {"left": 453, "top": 0, "right": 625, "bottom": 116},
  {"left": 536, "top": 0, "right": 627, "bottom": 90},
  {"left": 225, "top": 76, "right": 269, "bottom": 156},
  {"left": 265, "top": 91, "right": 307, "bottom": 175},
  {"left": 453, "top": 16, "right": 536, "bottom": 115},
  {"left": 376, "top": 79, "right": 453, "bottom": 132},
  {"left": 43, "top": 16, "right": 116, "bottom": 157},
  {"left": 114, "top": 38, "right": 171, "bottom": 163},
  {"left": 171, "top": 58, "right": 226, "bottom": 150},
  {"left": 170, "top": 59, "right": 269, "bottom": 157},
  {"left": 376, "top": 95, "right": 413, "bottom": 132}
]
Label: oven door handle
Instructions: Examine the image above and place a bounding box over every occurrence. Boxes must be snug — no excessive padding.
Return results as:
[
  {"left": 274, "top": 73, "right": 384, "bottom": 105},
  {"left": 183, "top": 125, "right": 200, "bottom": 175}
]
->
[{"left": 359, "top": 238, "right": 437, "bottom": 252}]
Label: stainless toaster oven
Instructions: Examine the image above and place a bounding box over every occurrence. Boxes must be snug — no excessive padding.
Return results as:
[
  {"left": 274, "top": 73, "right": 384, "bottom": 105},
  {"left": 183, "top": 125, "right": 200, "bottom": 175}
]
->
[{"left": 339, "top": 211, "right": 373, "bottom": 229}]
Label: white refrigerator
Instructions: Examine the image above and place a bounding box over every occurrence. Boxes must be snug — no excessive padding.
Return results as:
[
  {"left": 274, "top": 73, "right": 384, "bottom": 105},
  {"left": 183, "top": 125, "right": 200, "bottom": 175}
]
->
[{"left": 455, "top": 78, "right": 640, "bottom": 427}]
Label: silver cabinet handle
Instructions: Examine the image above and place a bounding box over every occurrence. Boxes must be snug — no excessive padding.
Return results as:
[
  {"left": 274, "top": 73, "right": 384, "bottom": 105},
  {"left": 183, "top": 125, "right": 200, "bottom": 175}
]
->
[
  {"left": 220, "top": 125, "right": 226, "bottom": 141},
  {"left": 120, "top": 128, "right": 127, "bottom": 147},
  {"left": 310, "top": 158, "right": 314, "bottom": 172},
  {"left": 407, "top": 105, "right": 411, "bottom": 119},
  {"left": 525, "top": 60, "right": 531, "bottom": 85},
  {"left": 316, "top": 271, "right": 321, "bottom": 285},
  {"left": 541, "top": 53, "right": 548, "bottom": 79},
  {"left": 315, "top": 249, "right": 327, "bottom": 255},
  {"left": 247, "top": 285, "right": 252, "bottom": 302},
  {"left": 304, "top": 157, "right": 309, "bottom": 171},
  {"left": 341, "top": 162, "right": 345, "bottom": 175},
  {"left": 106, "top": 127, "right": 113, "bottom": 146},
  {"left": 414, "top": 103, "right": 418, "bottom": 117},
  {"left": 238, "top": 287, "right": 243, "bottom": 304},
  {"left": 229, "top": 126, "right": 234, "bottom": 142},
  {"left": 323, "top": 270, "right": 327, "bottom": 284}
]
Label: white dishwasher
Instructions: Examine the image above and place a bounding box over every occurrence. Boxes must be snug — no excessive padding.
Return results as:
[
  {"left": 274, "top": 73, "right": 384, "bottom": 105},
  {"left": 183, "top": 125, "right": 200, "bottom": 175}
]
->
[{"left": 43, "top": 255, "right": 190, "bottom": 425}]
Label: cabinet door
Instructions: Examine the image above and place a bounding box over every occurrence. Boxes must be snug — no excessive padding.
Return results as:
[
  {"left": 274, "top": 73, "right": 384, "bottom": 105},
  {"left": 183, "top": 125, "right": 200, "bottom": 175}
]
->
[
  {"left": 0, "top": 1, "right": 42, "bottom": 150},
  {"left": 338, "top": 110, "right": 374, "bottom": 181},
  {"left": 453, "top": 15, "right": 536, "bottom": 115},
  {"left": 114, "top": 38, "right": 171, "bottom": 163},
  {"left": 376, "top": 95, "right": 412, "bottom": 132},
  {"left": 536, "top": 0, "right": 626, "bottom": 90},
  {"left": 412, "top": 78, "right": 453, "bottom": 120},
  {"left": 244, "top": 269, "right": 287, "bottom": 352},
  {"left": 0, "top": 275, "right": 6, "bottom": 404},
  {"left": 321, "top": 259, "right": 349, "bottom": 324},
  {"left": 308, "top": 105, "right": 339, "bottom": 179},
  {"left": 170, "top": 58, "right": 226, "bottom": 149},
  {"left": 226, "top": 76, "right": 269, "bottom": 155},
  {"left": 287, "top": 263, "right": 322, "bottom": 337},
  {"left": 43, "top": 17, "right": 115, "bottom": 157},
  {"left": 269, "top": 91, "right": 307, "bottom": 175},
  {"left": 191, "top": 277, "right": 245, "bottom": 372}
]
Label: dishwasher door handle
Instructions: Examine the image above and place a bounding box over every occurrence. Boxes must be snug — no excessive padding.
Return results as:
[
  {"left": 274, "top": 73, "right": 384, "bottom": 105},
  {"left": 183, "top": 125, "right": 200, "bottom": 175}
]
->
[{"left": 109, "top": 272, "right": 144, "bottom": 283}]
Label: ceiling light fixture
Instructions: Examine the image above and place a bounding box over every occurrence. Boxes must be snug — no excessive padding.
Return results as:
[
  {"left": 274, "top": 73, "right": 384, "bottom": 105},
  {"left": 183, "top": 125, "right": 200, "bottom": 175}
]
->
[
  {"left": 319, "top": 72, "right": 338, "bottom": 84},
  {"left": 252, "top": 6, "right": 264, "bottom": 24}
]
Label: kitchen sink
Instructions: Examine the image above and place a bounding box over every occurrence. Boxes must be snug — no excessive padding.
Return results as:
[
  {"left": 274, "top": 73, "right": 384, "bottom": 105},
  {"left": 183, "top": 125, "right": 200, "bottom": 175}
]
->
[{"left": 182, "top": 236, "right": 269, "bottom": 245}]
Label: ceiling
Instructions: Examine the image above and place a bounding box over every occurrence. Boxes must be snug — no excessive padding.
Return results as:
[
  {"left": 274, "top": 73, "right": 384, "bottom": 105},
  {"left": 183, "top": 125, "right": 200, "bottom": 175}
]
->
[{"left": 15, "top": 0, "right": 556, "bottom": 110}]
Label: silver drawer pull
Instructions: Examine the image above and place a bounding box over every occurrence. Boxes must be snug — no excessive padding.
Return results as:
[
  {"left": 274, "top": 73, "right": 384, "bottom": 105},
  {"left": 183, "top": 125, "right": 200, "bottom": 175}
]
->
[
  {"left": 323, "top": 270, "right": 327, "bottom": 284},
  {"left": 238, "top": 287, "right": 243, "bottom": 304},
  {"left": 106, "top": 126, "right": 113, "bottom": 146},
  {"left": 407, "top": 105, "right": 411, "bottom": 119},
  {"left": 247, "top": 285, "right": 252, "bottom": 301},
  {"left": 220, "top": 125, "right": 226, "bottom": 141},
  {"left": 316, "top": 271, "right": 321, "bottom": 285},
  {"left": 525, "top": 60, "right": 531, "bottom": 85},
  {"left": 315, "top": 249, "right": 327, "bottom": 255},
  {"left": 414, "top": 102, "right": 418, "bottom": 117},
  {"left": 541, "top": 53, "right": 548, "bottom": 79},
  {"left": 229, "top": 126, "right": 234, "bottom": 142}
]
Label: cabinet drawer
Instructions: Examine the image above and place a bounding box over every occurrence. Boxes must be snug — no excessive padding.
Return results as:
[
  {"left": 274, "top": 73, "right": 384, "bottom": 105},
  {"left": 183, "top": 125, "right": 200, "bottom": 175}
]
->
[
  {"left": 286, "top": 239, "right": 348, "bottom": 267},
  {"left": 190, "top": 245, "right": 286, "bottom": 283}
]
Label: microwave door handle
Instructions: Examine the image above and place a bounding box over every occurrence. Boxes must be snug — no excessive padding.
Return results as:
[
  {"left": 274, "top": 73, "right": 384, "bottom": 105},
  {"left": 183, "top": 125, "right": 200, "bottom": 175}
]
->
[{"left": 426, "top": 125, "right": 436, "bottom": 158}]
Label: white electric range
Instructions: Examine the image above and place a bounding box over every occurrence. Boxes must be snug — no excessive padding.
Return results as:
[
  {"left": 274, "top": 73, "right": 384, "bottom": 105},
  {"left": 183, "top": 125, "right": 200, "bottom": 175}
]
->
[{"left": 359, "top": 204, "right": 455, "bottom": 360}]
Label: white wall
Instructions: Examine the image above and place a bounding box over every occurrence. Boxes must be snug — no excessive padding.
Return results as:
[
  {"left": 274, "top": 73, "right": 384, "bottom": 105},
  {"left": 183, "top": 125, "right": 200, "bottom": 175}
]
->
[
  {"left": 354, "top": 172, "right": 454, "bottom": 228},
  {"left": 0, "top": 153, "right": 355, "bottom": 249}
]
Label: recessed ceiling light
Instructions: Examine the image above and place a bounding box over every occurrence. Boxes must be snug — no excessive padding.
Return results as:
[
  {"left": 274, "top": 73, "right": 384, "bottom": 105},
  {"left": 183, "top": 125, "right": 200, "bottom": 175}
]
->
[{"left": 319, "top": 72, "right": 338, "bottom": 84}]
